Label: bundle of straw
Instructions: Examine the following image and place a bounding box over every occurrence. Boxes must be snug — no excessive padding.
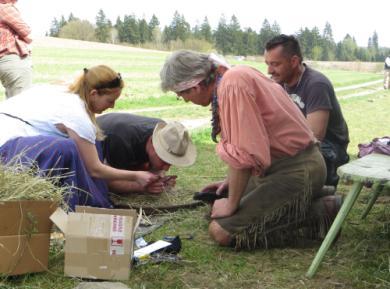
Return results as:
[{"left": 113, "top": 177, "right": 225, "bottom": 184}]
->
[{"left": 0, "top": 161, "right": 67, "bottom": 206}]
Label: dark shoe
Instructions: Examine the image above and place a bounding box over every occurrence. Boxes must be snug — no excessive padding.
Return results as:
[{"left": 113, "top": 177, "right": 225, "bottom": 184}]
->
[{"left": 319, "top": 195, "right": 343, "bottom": 243}]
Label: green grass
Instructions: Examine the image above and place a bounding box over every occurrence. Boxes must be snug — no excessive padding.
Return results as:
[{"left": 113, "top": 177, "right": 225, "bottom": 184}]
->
[{"left": 0, "top": 39, "right": 389, "bottom": 288}]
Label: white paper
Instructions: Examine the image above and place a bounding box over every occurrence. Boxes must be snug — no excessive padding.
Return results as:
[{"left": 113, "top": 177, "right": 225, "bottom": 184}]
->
[{"left": 133, "top": 240, "right": 171, "bottom": 258}]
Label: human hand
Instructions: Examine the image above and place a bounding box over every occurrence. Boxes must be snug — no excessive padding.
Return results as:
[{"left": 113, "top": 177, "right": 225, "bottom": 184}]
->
[
  {"left": 160, "top": 175, "right": 177, "bottom": 188},
  {"left": 144, "top": 175, "right": 177, "bottom": 194},
  {"left": 145, "top": 180, "right": 165, "bottom": 194},
  {"left": 201, "top": 179, "right": 228, "bottom": 196},
  {"left": 210, "top": 198, "right": 237, "bottom": 218},
  {"left": 135, "top": 171, "right": 159, "bottom": 188}
]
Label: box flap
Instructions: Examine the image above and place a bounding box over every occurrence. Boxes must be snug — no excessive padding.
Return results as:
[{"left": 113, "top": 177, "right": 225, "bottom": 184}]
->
[
  {"left": 75, "top": 206, "right": 139, "bottom": 228},
  {"left": 49, "top": 207, "right": 68, "bottom": 234}
]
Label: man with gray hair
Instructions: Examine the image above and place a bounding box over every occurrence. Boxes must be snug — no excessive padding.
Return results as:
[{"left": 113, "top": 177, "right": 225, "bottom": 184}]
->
[{"left": 160, "top": 50, "right": 340, "bottom": 249}]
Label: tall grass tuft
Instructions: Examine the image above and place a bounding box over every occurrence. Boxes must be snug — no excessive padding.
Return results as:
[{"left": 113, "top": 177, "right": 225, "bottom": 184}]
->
[{"left": 0, "top": 159, "right": 68, "bottom": 207}]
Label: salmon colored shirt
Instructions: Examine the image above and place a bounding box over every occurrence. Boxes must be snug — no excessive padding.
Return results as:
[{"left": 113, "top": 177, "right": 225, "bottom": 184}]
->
[
  {"left": 0, "top": 3, "right": 31, "bottom": 58},
  {"left": 216, "top": 65, "right": 316, "bottom": 175}
]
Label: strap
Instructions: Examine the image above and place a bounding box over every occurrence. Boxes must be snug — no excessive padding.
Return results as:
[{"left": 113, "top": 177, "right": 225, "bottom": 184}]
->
[{"left": 0, "top": 112, "right": 33, "bottom": 126}]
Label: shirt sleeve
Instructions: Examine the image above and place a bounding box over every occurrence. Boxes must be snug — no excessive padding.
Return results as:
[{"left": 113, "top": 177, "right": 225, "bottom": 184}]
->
[
  {"left": 304, "top": 82, "right": 333, "bottom": 114},
  {"left": 1, "top": 4, "right": 31, "bottom": 38},
  {"left": 216, "top": 82, "right": 271, "bottom": 176},
  {"left": 57, "top": 98, "right": 96, "bottom": 144}
]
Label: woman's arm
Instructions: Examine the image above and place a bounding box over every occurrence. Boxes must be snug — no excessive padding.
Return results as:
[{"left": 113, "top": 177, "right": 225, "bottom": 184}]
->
[{"left": 66, "top": 128, "right": 158, "bottom": 187}]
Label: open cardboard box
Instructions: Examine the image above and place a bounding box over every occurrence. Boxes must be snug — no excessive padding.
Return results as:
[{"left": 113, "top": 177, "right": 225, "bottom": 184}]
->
[
  {"left": 0, "top": 200, "right": 57, "bottom": 275},
  {"left": 50, "top": 206, "right": 140, "bottom": 281}
]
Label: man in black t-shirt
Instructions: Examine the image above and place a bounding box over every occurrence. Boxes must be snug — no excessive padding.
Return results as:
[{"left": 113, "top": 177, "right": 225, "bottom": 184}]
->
[
  {"left": 97, "top": 113, "right": 196, "bottom": 194},
  {"left": 265, "top": 35, "right": 349, "bottom": 187}
]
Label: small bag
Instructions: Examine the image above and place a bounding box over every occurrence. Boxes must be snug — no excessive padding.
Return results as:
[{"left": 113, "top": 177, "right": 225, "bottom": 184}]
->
[{"left": 358, "top": 136, "right": 390, "bottom": 158}]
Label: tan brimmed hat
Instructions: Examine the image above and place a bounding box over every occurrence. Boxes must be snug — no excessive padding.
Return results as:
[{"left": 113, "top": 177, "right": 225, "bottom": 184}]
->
[{"left": 152, "top": 121, "right": 197, "bottom": 167}]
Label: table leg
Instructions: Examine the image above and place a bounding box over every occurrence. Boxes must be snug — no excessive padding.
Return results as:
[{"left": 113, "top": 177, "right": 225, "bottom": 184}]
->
[
  {"left": 306, "top": 181, "right": 363, "bottom": 278},
  {"left": 361, "top": 183, "right": 383, "bottom": 219}
]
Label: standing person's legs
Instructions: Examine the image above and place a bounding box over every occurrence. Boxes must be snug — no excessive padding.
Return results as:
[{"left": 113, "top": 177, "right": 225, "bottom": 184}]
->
[
  {"left": 209, "top": 144, "right": 327, "bottom": 249},
  {"left": 0, "top": 55, "right": 32, "bottom": 98},
  {"left": 384, "top": 70, "right": 390, "bottom": 89}
]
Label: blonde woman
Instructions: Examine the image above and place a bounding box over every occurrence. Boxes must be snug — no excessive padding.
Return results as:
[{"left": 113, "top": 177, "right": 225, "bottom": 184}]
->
[{"left": 0, "top": 65, "right": 158, "bottom": 210}]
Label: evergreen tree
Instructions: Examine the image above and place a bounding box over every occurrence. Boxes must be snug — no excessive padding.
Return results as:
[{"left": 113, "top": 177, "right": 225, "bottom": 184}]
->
[
  {"left": 322, "top": 22, "right": 336, "bottom": 60},
  {"left": 214, "top": 14, "right": 230, "bottom": 54},
  {"left": 115, "top": 17, "right": 126, "bottom": 42},
  {"left": 59, "top": 16, "right": 67, "bottom": 29},
  {"left": 228, "top": 15, "right": 242, "bottom": 55},
  {"left": 336, "top": 34, "right": 357, "bottom": 61},
  {"left": 200, "top": 17, "right": 212, "bottom": 42},
  {"left": 162, "top": 26, "right": 171, "bottom": 44},
  {"left": 242, "top": 27, "right": 258, "bottom": 56},
  {"left": 49, "top": 17, "right": 60, "bottom": 37},
  {"left": 168, "top": 11, "right": 190, "bottom": 42},
  {"left": 192, "top": 22, "right": 202, "bottom": 39},
  {"left": 257, "top": 19, "right": 280, "bottom": 54},
  {"left": 148, "top": 14, "right": 160, "bottom": 42},
  {"left": 68, "top": 13, "right": 78, "bottom": 22},
  {"left": 95, "top": 9, "right": 111, "bottom": 43},
  {"left": 122, "top": 15, "right": 140, "bottom": 44},
  {"left": 138, "top": 18, "right": 149, "bottom": 44},
  {"left": 372, "top": 31, "right": 379, "bottom": 51},
  {"left": 49, "top": 15, "right": 67, "bottom": 37}
]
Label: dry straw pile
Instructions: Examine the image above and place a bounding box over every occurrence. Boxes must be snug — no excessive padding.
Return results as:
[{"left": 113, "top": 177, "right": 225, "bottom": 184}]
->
[{"left": 0, "top": 160, "right": 67, "bottom": 206}]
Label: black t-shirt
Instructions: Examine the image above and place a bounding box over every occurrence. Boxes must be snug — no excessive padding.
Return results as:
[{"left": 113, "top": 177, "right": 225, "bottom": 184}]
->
[
  {"left": 285, "top": 64, "right": 349, "bottom": 149},
  {"left": 96, "top": 113, "right": 162, "bottom": 170}
]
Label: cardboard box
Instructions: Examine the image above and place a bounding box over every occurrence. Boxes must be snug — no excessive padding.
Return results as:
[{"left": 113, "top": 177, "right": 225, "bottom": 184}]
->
[
  {"left": 50, "top": 206, "right": 139, "bottom": 281},
  {"left": 0, "top": 200, "right": 57, "bottom": 275}
]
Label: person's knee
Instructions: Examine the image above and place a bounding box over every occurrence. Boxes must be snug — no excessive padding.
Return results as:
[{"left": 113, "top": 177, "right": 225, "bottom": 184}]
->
[{"left": 208, "top": 220, "right": 232, "bottom": 246}]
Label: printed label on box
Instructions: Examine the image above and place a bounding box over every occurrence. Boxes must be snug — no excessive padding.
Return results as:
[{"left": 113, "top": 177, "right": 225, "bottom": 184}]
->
[{"left": 110, "top": 215, "right": 125, "bottom": 255}]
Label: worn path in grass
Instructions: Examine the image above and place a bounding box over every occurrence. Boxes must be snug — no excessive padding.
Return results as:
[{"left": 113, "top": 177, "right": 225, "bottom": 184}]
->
[{"left": 117, "top": 80, "right": 386, "bottom": 130}]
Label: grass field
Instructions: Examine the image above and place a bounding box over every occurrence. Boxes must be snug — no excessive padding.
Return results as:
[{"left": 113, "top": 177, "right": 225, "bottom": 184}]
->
[{"left": 0, "top": 37, "right": 389, "bottom": 289}]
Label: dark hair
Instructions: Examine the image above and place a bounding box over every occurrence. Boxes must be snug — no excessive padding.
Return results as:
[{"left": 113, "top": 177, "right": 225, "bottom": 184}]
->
[{"left": 265, "top": 34, "right": 303, "bottom": 62}]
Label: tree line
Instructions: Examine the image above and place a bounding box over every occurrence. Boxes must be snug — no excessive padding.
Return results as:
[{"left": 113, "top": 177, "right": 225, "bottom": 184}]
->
[{"left": 48, "top": 10, "right": 390, "bottom": 62}]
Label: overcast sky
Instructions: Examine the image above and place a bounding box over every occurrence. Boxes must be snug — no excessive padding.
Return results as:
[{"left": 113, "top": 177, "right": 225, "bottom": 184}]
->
[{"left": 17, "top": 0, "right": 390, "bottom": 47}]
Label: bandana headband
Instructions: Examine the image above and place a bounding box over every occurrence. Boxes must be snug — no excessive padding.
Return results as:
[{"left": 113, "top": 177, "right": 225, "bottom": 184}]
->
[
  {"left": 172, "top": 76, "right": 205, "bottom": 93},
  {"left": 172, "top": 53, "right": 231, "bottom": 93}
]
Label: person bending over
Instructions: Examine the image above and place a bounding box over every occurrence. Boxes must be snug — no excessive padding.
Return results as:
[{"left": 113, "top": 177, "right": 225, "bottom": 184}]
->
[
  {"left": 97, "top": 113, "right": 196, "bottom": 194},
  {"left": 160, "top": 50, "right": 341, "bottom": 249}
]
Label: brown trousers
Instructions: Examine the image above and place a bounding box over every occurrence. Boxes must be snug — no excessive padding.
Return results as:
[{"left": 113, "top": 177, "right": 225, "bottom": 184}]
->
[{"left": 216, "top": 144, "right": 327, "bottom": 249}]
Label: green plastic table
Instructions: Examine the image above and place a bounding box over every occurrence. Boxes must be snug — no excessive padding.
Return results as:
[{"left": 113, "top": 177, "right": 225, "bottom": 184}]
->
[{"left": 306, "top": 153, "right": 390, "bottom": 278}]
